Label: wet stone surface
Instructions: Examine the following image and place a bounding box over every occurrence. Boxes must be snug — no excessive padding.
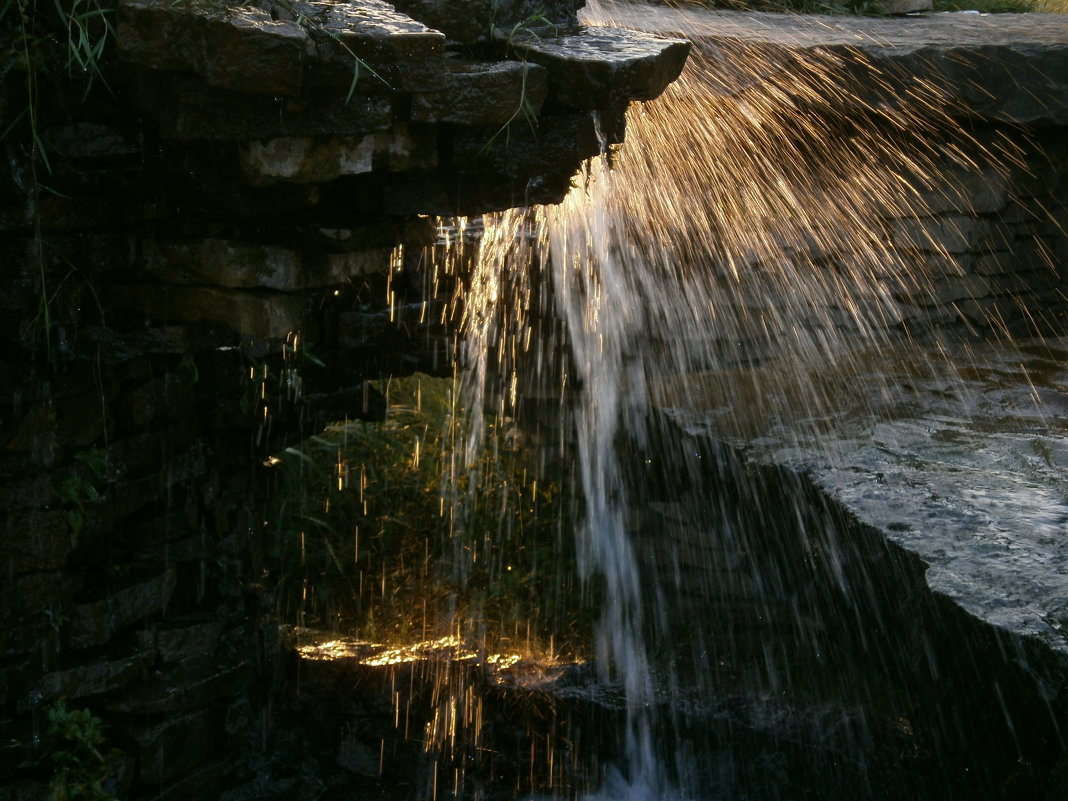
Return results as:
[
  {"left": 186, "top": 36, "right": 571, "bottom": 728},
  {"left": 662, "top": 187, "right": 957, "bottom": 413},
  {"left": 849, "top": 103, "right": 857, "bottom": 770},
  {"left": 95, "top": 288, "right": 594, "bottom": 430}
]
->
[
  {"left": 507, "top": 25, "right": 690, "bottom": 109},
  {"left": 661, "top": 337, "right": 1068, "bottom": 657},
  {"left": 596, "top": 1, "right": 1068, "bottom": 124}
]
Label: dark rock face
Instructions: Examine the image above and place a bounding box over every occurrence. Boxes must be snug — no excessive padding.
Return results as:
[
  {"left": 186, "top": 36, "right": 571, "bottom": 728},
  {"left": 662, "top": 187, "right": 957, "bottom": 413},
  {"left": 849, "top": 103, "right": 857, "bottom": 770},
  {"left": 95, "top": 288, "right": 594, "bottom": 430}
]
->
[
  {"left": 0, "top": 4, "right": 688, "bottom": 799},
  {"left": 650, "top": 337, "right": 1068, "bottom": 797}
]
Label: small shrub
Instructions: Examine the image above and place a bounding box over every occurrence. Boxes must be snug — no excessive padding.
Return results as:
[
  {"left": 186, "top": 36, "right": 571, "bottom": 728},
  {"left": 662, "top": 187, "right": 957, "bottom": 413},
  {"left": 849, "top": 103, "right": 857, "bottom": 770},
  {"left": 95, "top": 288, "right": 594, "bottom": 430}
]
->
[{"left": 46, "top": 701, "right": 122, "bottom": 801}]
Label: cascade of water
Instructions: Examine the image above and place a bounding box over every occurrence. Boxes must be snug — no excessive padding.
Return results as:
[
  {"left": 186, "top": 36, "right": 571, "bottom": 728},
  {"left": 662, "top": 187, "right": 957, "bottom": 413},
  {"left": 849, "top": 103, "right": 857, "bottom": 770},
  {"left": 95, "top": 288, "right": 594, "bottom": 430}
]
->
[
  {"left": 451, "top": 4, "right": 1031, "bottom": 796},
  {"left": 547, "top": 156, "right": 662, "bottom": 795}
]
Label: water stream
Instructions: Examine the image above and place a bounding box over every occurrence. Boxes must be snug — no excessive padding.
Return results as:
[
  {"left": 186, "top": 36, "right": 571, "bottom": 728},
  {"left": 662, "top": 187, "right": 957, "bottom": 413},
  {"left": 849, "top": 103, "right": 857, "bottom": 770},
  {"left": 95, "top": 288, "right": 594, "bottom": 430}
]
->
[
  {"left": 264, "top": 5, "right": 1066, "bottom": 799},
  {"left": 446, "top": 3, "right": 1062, "bottom": 797}
]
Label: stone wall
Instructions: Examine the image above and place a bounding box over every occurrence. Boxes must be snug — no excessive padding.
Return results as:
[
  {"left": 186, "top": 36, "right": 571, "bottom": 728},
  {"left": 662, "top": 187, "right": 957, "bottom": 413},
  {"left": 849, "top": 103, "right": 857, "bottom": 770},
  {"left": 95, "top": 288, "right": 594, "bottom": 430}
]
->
[
  {"left": 2, "top": 3, "right": 1068, "bottom": 800},
  {"left": 0, "top": 2, "right": 686, "bottom": 799},
  {"left": 603, "top": 3, "right": 1068, "bottom": 341},
  {"left": 876, "top": 124, "right": 1067, "bottom": 338}
]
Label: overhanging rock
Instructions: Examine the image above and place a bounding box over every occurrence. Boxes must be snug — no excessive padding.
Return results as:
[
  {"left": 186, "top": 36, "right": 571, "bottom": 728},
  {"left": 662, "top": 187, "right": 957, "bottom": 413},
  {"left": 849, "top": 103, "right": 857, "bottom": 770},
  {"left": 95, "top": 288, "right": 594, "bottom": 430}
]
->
[
  {"left": 102, "top": 0, "right": 691, "bottom": 336},
  {"left": 505, "top": 25, "right": 691, "bottom": 109},
  {"left": 113, "top": 0, "right": 691, "bottom": 219}
]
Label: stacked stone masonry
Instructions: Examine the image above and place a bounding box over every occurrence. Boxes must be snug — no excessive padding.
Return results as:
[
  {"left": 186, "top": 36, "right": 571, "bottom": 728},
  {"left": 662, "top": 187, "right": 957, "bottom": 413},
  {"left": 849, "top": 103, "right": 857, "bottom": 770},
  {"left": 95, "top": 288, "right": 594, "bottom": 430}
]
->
[
  {"left": 1, "top": 2, "right": 688, "bottom": 799},
  {"left": 2, "top": 2, "right": 1068, "bottom": 800}
]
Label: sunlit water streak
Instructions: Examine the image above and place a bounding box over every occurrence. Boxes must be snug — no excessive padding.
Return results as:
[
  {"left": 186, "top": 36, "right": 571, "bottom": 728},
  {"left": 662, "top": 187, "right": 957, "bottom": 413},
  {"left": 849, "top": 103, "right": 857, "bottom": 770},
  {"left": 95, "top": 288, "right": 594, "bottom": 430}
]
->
[{"left": 443, "top": 3, "right": 1041, "bottom": 797}]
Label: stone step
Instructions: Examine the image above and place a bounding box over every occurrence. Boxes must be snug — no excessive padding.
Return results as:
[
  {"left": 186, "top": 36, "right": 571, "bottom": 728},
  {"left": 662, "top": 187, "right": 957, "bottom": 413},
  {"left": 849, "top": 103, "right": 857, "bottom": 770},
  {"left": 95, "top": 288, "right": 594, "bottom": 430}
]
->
[{"left": 504, "top": 24, "right": 690, "bottom": 109}]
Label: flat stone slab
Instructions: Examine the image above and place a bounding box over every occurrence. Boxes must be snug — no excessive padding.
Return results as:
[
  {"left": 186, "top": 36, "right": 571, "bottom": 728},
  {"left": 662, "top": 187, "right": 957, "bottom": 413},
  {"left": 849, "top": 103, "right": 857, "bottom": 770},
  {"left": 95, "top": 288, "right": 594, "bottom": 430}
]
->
[
  {"left": 117, "top": 0, "right": 308, "bottom": 95},
  {"left": 506, "top": 25, "right": 690, "bottom": 108},
  {"left": 117, "top": 0, "right": 445, "bottom": 95},
  {"left": 390, "top": 0, "right": 584, "bottom": 43},
  {"left": 593, "top": 2, "right": 1068, "bottom": 124},
  {"left": 658, "top": 337, "right": 1068, "bottom": 656},
  {"left": 143, "top": 238, "right": 394, "bottom": 288},
  {"left": 411, "top": 60, "right": 549, "bottom": 125},
  {"left": 128, "top": 71, "right": 394, "bottom": 141},
  {"left": 292, "top": 0, "right": 445, "bottom": 89}
]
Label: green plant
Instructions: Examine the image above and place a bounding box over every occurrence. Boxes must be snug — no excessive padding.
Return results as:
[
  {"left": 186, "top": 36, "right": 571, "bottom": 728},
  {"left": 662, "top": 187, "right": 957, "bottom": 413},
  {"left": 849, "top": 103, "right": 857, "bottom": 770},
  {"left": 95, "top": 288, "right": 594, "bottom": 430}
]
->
[
  {"left": 46, "top": 701, "right": 121, "bottom": 801},
  {"left": 2, "top": 0, "right": 113, "bottom": 360},
  {"left": 55, "top": 448, "right": 110, "bottom": 545},
  {"left": 54, "top": 0, "right": 113, "bottom": 97},
  {"left": 479, "top": 12, "right": 557, "bottom": 153}
]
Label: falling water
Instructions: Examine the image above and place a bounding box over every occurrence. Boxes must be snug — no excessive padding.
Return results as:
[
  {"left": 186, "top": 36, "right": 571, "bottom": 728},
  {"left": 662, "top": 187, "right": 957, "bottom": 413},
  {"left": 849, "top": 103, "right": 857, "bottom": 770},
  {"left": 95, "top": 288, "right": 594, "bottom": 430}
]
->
[
  {"left": 268, "top": 3, "right": 1061, "bottom": 798},
  {"left": 456, "top": 2, "right": 1043, "bottom": 797}
]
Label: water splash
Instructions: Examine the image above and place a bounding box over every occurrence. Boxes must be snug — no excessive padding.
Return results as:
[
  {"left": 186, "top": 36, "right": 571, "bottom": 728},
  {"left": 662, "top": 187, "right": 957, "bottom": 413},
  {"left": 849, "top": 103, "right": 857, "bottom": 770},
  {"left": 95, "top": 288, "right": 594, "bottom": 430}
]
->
[{"left": 453, "top": 3, "right": 1039, "bottom": 796}]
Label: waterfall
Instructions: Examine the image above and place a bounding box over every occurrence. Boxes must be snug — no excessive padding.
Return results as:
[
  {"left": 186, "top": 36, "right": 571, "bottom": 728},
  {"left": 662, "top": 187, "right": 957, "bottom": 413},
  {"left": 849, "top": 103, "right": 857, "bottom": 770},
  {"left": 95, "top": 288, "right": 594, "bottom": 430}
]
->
[{"left": 452, "top": 3, "right": 1045, "bottom": 797}]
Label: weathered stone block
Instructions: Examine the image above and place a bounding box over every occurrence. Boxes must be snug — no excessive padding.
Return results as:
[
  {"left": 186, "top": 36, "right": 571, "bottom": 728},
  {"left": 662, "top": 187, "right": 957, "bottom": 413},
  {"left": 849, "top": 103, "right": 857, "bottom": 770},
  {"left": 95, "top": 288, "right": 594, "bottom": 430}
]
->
[
  {"left": 929, "top": 273, "right": 992, "bottom": 304},
  {"left": 240, "top": 135, "right": 375, "bottom": 184},
  {"left": 239, "top": 123, "right": 437, "bottom": 185},
  {"left": 144, "top": 238, "right": 393, "bottom": 290},
  {"left": 36, "top": 652, "right": 153, "bottom": 703},
  {"left": 43, "top": 123, "right": 143, "bottom": 160},
  {"left": 14, "top": 571, "right": 80, "bottom": 618},
  {"left": 112, "top": 447, "right": 206, "bottom": 518},
  {"left": 7, "top": 510, "right": 71, "bottom": 573},
  {"left": 0, "top": 473, "right": 51, "bottom": 511},
  {"left": 117, "top": 0, "right": 307, "bottom": 95},
  {"left": 451, "top": 112, "right": 603, "bottom": 178},
  {"left": 889, "top": 214, "right": 993, "bottom": 254},
  {"left": 128, "top": 71, "right": 394, "bottom": 142},
  {"left": 391, "top": 0, "right": 582, "bottom": 43},
  {"left": 1005, "top": 235, "right": 1058, "bottom": 276},
  {"left": 116, "top": 431, "right": 166, "bottom": 476},
  {"left": 987, "top": 268, "right": 1058, "bottom": 295},
  {"left": 337, "top": 734, "right": 379, "bottom": 775},
  {"left": 505, "top": 26, "right": 689, "bottom": 109},
  {"left": 869, "top": 0, "right": 931, "bottom": 13},
  {"left": 0, "top": 661, "right": 28, "bottom": 706},
  {"left": 104, "top": 661, "right": 248, "bottom": 715},
  {"left": 0, "top": 779, "right": 49, "bottom": 801},
  {"left": 974, "top": 250, "right": 1013, "bottom": 276},
  {"left": 311, "top": 217, "right": 437, "bottom": 251},
  {"left": 108, "top": 284, "right": 310, "bottom": 339},
  {"left": 55, "top": 388, "right": 112, "bottom": 449},
  {"left": 136, "top": 620, "right": 224, "bottom": 664},
  {"left": 123, "top": 377, "right": 196, "bottom": 429},
  {"left": 956, "top": 295, "right": 1031, "bottom": 329},
  {"left": 291, "top": 0, "right": 446, "bottom": 90},
  {"left": 935, "top": 45, "right": 1068, "bottom": 126},
  {"left": 917, "top": 165, "right": 1008, "bottom": 216},
  {"left": 412, "top": 60, "right": 548, "bottom": 125},
  {"left": 149, "top": 759, "right": 226, "bottom": 801},
  {"left": 3, "top": 404, "right": 57, "bottom": 458},
  {"left": 0, "top": 618, "right": 53, "bottom": 661},
  {"left": 67, "top": 568, "right": 178, "bottom": 651},
  {"left": 127, "top": 709, "right": 222, "bottom": 785}
]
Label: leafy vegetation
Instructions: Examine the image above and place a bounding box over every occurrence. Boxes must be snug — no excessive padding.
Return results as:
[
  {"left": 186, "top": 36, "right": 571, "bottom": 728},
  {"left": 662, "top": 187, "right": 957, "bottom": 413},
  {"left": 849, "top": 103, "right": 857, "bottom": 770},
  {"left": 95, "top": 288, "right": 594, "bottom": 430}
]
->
[
  {"left": 55, "top": 448, "right": 110, "bottom": 546},
  {"left": 263, "top": 373, "right": 590, "bottom": 656},
  {"left": 1, "top": 0, "right": 114, "bottom": 360},
  {"left": 46, "top": 701, "right": 122, "bottom": 801}
]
